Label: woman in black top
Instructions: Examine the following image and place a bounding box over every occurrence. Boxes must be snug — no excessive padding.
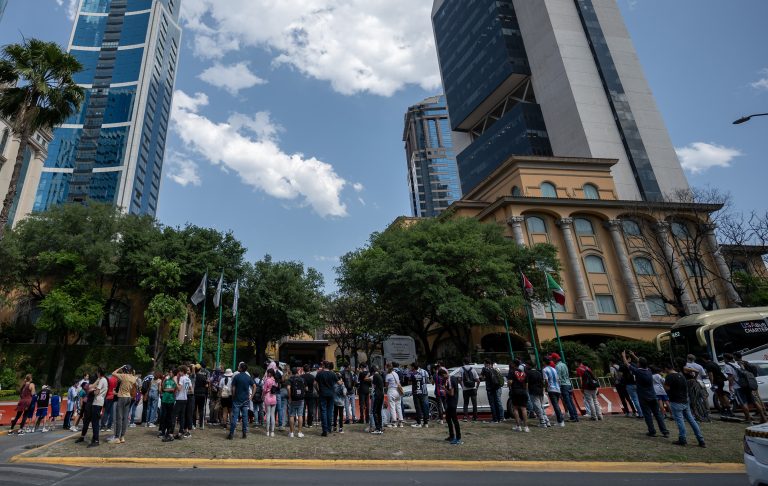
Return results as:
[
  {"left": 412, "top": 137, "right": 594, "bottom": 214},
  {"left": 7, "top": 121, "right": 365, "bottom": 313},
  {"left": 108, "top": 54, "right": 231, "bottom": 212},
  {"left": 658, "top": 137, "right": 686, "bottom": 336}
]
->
[{"left": 440, "top": 368, "right": 461, "bottom": 445}]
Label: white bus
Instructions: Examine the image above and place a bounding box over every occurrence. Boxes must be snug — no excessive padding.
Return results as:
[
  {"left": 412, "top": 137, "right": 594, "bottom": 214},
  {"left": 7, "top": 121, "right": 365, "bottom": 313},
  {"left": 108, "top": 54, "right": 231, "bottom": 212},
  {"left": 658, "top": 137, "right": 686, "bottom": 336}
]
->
[{"left": 656, "top": 307, "right": 768, "bottom": 365}]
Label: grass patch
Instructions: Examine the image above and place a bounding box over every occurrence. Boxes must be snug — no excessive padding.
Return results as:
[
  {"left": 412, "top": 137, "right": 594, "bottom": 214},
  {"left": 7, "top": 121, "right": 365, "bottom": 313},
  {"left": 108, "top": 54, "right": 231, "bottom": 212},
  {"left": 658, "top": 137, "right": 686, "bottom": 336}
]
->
[{"left": 21, "top": 415, "right": 748, "bottom": 463}]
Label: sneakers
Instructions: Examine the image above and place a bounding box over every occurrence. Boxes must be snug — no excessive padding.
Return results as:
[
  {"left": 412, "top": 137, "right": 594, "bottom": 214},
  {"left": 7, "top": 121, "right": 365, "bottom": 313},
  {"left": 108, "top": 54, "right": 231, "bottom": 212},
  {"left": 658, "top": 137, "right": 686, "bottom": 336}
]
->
[
  {"left": 120, "top": 437, "right": 125, "bottom": 443},
  {"left": 411, "top": 423, "right": 422, "bottom": 428},
  {"left": 87, "top": 441, "right": 100, "bottom": 448},
  {"left": 129, "top": 423, "right": 136, "bottom": 428},
  {"left": 449, "top": 439, "right": 463, "bottom": 445},
  {"left": 270, "top": 432, "right": 275, "bottom": 437},
  {"left": 148, "top": 423, "right": 156, "bottom": 428},
  {"left": 423, "top": 424, "right": 429, "bottom": 428},
  {"left": 297, "top": 432, "right": 304, "bottom": 438},
  {"left": 107, "top": 438, "right": 120, "bottom": 444},
  {"left": 70, "top": 426, "right": 78, "bottom": 432},
  {"left": 672, "top": 440, "right": 686, "bottom": 446},
  {"left": 398, "top": 423, "right": 404, "bottom": 428},
  {"left": 558, "top": 422, "right": 565, "bottom": 428},
  {"left": 75, "top": 436, "right": 84, "bottom": 443},
  {"left": 698, "top": 441, "right": 706, "bottom": 448},
  {"left": 372, "top": 430, "right": 383, "bottom": 435},
  {"left": 339, "top": 429, "right": 344, "bottom": 434},
  {"left": 513, "top": 426, "right": 521, "bottom": 432},
  {"left": 42, "top": 427, "right": 49, "bottom": 433},
  {"left": 226, "top": 434, "right": 234, "bottom": 440},
  {"left": 289, "top": 432, "right": 294, "bottom": 438},
  {"left": 162, "top": 435, "right": 174, "bottom": 442},
  {"left": 523, "top": 426, "right": 530, "bottom": 433}
]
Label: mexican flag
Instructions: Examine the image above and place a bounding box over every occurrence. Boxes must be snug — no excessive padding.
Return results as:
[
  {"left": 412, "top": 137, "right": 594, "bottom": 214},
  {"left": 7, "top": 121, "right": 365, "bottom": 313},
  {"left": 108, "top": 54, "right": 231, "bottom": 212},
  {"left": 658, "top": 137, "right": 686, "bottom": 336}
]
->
[{"left": 546, "top": 273, "right": 566, "bottom": 306}]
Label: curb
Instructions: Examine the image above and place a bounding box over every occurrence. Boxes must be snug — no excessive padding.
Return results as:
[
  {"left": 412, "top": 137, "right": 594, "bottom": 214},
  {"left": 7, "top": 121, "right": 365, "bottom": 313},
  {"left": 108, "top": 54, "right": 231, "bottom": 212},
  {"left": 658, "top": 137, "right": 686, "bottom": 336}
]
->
[{"left": 8, "top": 454, "right": 746, "bottom": 473}]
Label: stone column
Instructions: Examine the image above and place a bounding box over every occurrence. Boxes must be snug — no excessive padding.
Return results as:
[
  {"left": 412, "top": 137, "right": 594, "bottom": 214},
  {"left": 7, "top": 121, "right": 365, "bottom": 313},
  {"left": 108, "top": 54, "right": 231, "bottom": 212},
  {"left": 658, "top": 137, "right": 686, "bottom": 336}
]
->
[
  {"left": 557, "top": 218, "right": 598, "bottom": 320},
  {"left": 605, "top": 220, "right": 651, "bottom": 321},
  {"left": 654, "top": 222, "right": 700, "bottom": 315},
  {"left": 703, "top": 224, "right": 742, "bottom": 307},
  {"left": 506, "top": 216, "right": 526, "bottom": 246}
]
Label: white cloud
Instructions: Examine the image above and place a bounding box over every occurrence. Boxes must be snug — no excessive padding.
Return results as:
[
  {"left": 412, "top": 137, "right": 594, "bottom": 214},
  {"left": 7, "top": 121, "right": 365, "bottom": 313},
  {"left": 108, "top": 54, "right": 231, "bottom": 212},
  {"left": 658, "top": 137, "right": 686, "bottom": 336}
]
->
[
  {"left": 166, "top": 152, "right": 202, "bottom": 187},
  {"left": 675, "top": 142, "right": 743, "bottom": 174},
  {"left": 352, "top": 182, "right": 364, "bottom": 193},
  {"left": 751, "top": 68, "right": 768, "bottom": 91},
  {"left": 56, "top": 0, "right": 78, "bottom": 20},
  {"left": 198, "top": 62, "right": 267, "bottom": 95},
  {"left": 171, "top": 90, "right": 348, "bottom": 217},
  {"left": 313, "top": 255, "right": 340, "bottom": 263},
  {"left": 181, "top": 0, "right": 441, "bottom": 96}
]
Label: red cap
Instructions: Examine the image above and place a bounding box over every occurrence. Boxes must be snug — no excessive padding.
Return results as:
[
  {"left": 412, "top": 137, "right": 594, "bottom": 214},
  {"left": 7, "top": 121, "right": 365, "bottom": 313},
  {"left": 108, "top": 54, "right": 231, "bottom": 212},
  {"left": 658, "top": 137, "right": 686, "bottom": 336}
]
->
[{"left": 551, "top": 353, "right": 561, "bottom": 361}]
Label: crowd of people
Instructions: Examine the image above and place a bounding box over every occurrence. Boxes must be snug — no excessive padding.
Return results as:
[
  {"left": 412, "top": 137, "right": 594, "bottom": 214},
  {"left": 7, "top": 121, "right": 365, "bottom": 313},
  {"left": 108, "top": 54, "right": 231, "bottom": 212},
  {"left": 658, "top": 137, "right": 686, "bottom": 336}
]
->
[{"left": 7, "top": 350, "right": 765, "bottom": 449}]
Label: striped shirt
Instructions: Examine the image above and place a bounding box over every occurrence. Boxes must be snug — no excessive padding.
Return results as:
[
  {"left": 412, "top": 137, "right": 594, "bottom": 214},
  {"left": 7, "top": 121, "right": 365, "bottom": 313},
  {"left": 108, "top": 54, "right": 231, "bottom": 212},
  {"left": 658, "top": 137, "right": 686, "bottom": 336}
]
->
[{"left": 543, "top": 366, "right": 560, "bottom": 393}]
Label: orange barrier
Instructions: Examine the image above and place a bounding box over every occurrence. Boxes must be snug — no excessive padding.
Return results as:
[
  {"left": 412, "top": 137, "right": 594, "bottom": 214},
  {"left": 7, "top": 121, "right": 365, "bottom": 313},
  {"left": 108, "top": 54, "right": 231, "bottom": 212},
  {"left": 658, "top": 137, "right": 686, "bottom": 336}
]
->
[
  {"left": 542, "top": 388, "right": 626, "bottom": 416},
  {"left": 0, "top": 399, "right": 70, "bottom": 426}
]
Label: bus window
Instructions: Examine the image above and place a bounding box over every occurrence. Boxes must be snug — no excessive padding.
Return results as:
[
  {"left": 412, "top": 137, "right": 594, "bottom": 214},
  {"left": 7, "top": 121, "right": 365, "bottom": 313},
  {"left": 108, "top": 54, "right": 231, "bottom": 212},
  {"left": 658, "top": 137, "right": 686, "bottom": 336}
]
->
[
  {"left": 712, "top": 320, "right": 768, "bottom": 358},
  {"left": 753, "top": 363, "right": 768, "bottom": 377},
  {"left": 671, "top": 327, "right": 709, "bottom": 360}
]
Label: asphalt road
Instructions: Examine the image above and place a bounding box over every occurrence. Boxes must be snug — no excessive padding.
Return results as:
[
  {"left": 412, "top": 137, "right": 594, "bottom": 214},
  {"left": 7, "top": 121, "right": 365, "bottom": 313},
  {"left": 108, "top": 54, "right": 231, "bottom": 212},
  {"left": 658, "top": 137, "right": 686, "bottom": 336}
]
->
[{"left": 0, "top": 430, "right": 750, "bottom": 485}]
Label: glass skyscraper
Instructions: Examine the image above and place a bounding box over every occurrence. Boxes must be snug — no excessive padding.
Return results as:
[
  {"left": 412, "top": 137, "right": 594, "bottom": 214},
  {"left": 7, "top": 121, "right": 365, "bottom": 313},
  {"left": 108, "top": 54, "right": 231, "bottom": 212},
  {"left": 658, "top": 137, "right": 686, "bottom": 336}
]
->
[
  {"left": 33, "top": 0, "right": 182, "bottom": 217},
  {"left": 431, "top": 0, "right": 688, "bottom": 200},
  {"left": 403, "top": 95, "right": 461, "bottom": 217}
]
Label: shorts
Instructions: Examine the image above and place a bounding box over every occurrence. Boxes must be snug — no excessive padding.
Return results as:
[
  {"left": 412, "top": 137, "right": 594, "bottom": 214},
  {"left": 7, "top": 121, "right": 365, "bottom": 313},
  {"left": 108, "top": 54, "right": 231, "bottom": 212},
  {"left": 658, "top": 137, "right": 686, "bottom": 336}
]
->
[
  {"left": 220, "top": 397, "right": 233, "bottom": 409},
  {"left": 656, "top": 394, "right": 669, "bottom": 402},
  {"left": 289, "top": 401, "right": 305, "bottom": 417},
  {"left": 510, "top": 391, "right": 529, "bottom": 407},
  {"left": 51, "top": 408, "right": 60, "bottom": 418},
  {"left": 36, "top": 408, "right": 48, "bottom": 418},
  {"left": 736, "top": 388, "right": 755, "bottom": 406}
]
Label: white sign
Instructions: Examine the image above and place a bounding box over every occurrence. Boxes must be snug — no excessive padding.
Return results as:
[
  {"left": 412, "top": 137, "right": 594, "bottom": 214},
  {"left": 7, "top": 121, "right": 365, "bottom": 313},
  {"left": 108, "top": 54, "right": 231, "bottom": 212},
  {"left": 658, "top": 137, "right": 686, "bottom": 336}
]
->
[{"left": 383, "top": 335, "right": 417, "bottom": 365}]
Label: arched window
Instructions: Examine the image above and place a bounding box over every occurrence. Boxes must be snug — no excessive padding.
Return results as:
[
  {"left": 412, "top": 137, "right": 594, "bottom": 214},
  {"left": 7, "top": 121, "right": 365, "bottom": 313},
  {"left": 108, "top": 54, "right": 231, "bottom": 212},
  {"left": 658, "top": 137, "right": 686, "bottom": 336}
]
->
[
  {"left": 585, "top": 255, "right": 606, "bottom": 273},
  {"left": 526, "top": 216, "right": 547, "bottom": 234},
  {"left": 511, "top": 185, "right": 521, "bottom": 196},
  {"left": 583, "top": 183, "right": 599, "bottom": 200},
  {"left": 540, "top": 182, "right": 557, "bottom": 198},
  {"left": 671, "top": 221, "right": 689, "bottom": 238},
  {"left": 621, "top": 219, "right": 641, "bottom": 236},
  {"left": 574, "top": 217, "right": 594, "bottom": 235},
  {"left": 0, "top": 128, "right": 8, "bottom": 155},
  {"left": 633, "top": 257, "right": 655, "bottom": 275}
]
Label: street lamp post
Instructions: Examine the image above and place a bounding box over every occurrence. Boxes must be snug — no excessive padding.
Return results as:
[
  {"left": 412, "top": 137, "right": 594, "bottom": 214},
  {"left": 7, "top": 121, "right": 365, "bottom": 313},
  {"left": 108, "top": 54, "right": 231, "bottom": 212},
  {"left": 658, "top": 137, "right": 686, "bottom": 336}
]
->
[{"left": 733, "top": 113, "right": 768, "bottom": 125}]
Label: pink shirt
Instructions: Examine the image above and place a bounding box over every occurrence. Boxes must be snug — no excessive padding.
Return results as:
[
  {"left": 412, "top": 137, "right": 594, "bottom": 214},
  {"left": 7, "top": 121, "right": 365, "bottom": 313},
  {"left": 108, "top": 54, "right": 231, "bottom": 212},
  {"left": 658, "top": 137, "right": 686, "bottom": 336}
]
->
[{"left": 263, "top": 377, "right": 277, "bottom": 406}]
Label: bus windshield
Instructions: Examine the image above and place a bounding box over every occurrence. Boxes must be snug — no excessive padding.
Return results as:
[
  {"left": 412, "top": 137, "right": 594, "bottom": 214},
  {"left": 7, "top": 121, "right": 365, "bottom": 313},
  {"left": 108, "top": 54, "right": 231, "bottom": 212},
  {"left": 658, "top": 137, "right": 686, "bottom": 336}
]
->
[
  {"left": 670, "top": 326, "right": 710, "bottom": 360},
  {"left": 711, "top": 319, "right": 768, "bottom": 359}
]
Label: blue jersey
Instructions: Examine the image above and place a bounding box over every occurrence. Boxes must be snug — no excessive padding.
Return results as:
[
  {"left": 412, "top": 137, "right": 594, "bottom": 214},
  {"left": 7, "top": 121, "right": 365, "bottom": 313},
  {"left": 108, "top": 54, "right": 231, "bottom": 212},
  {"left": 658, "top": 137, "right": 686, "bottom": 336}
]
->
[{"left": 543, "top": 366, "right": 560, "bottom": 393}]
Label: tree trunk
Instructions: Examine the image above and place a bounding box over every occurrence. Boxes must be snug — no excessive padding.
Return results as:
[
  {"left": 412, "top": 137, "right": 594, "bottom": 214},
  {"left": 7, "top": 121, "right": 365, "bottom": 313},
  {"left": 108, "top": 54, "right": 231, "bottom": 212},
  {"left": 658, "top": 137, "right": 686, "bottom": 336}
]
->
[{"left": 0, "top": 133, "right": 30, "bottom": 238}]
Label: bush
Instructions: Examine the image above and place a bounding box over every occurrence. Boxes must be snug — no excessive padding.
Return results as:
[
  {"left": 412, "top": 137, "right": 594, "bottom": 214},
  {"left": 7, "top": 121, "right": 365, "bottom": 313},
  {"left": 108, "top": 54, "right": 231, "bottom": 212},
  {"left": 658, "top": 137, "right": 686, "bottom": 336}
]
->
[
  {"left": 539, "top": 340, "right": 602, "bottom": 374},
  {"left": 596, "top": 339, "right": 668, "bottom": 370}
]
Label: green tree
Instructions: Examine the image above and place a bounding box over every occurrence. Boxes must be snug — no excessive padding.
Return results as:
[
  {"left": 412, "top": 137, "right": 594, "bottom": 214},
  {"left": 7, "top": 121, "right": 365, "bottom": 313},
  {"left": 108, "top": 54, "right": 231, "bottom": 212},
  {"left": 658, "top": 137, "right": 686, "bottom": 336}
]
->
[
  {"left": 732, "top": 272, "right": 768, "bottom": 307},
  {"left": 0, "top": 39, "right": 84, "bottom": 236},
  {"left": 324, "top": 292, "right": 396, "bottom": 365},
  {"left": 337, "top": 217, "right": 560, "bottom": 362},
  {"left": 237, "top": 255, "right": 324, "bottom": 365},
  {"left": 139, "top": 257, "right": 188, "bottom": 368}
]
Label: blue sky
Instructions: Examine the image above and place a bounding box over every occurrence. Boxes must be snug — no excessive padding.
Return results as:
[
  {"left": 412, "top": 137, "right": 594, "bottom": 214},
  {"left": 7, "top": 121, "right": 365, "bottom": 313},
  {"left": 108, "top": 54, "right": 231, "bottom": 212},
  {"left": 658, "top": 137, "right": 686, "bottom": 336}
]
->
[{"left": 2, "top": 0, "right": 767, "bottom": 291}]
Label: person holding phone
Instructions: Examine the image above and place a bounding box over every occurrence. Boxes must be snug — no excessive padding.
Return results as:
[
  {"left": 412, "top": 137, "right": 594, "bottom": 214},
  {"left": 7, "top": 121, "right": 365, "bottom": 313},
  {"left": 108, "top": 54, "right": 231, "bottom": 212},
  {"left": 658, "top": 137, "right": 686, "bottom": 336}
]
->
[{"left": 440, "top": 367, "right": 461, "bottom": 445}]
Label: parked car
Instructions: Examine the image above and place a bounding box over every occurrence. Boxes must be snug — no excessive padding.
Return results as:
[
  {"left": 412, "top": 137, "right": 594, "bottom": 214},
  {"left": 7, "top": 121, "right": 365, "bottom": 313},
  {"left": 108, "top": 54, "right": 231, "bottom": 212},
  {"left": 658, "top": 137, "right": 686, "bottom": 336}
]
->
[
  {"left": 401, "top": 364, "right": 520, "bottom": 420},
  {"left": 701, "top": 360, "right": 768, "bottom": 409},
  {"left": 744, "top": 422, "right": 768, "bottom": 486}
]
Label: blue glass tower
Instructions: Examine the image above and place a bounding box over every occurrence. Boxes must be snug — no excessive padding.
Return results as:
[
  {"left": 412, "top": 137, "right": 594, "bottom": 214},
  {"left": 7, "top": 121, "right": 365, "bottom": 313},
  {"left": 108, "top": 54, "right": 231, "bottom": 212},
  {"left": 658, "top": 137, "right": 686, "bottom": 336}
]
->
[
  {"left": 33, "top": 0, "right": 182, "bottom": 216},
  {"left": 403, "top": 95, "right": 461, "bottom": 217}
]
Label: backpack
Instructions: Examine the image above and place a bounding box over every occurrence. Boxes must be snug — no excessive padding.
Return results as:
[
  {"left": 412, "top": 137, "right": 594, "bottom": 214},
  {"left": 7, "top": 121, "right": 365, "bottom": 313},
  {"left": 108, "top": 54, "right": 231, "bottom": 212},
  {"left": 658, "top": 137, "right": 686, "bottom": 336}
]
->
[
  {"left": 252, "top": 380, "right": 263, "bottom": 403},
  {"left": 141, "top": 376, "right": 152, "bottom": 394},
  {"left": 462, "top": 367, "right": 475, "bottom": 388},
  {"left": 491, "top": 367, "right": 504, "bottom": 388},
  {"left": 289, "top": 376, "right": 306, "bottom": 401},
  {"left": 731, "top": 364, "right": 758, "bottom": 391},
  {"left": 582, "top": 369, "right": 599, "bottom": 391},
  {"left": 220, "top": 377, "right": 231, "bottom": 398}
]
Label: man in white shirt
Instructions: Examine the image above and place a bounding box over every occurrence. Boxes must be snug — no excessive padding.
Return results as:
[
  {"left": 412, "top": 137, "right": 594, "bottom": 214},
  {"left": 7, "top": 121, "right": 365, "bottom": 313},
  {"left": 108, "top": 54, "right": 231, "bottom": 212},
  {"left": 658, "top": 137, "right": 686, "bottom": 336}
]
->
[{"left": 76, "top": 368, "right": 108, "bottom": 447}]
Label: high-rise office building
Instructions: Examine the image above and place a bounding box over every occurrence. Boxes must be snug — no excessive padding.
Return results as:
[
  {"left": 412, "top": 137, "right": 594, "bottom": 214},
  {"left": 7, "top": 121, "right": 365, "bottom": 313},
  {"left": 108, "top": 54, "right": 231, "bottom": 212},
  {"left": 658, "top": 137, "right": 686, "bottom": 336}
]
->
[
  {"left": 403, "top": 95, "right": 461, "bottom": 217},
  {"left": 431, "top": 0, "right": 688, "bottom": 200},
  {"left": 31, "top": 0, "right": 182, "bottom": 218}
]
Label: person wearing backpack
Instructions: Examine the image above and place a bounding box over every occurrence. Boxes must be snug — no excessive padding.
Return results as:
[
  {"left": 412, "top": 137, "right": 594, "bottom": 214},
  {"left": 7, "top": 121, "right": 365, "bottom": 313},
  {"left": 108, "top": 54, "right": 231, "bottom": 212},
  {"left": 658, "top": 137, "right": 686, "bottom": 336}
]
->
[
  {"left": 252, "top": 372, "right": 264, "bottom": 426},
  {"left": 575, "top": 359, "right": 602, "bottom": 421},
  {"left": 218, "top": 369, "right": 234, "bottom": 428},
  {"left": 193, "top": 363, "right": 209, "bottom": 429},
  {"left": 286, "top": 367, "right": 306, "bottom": 438},
  {"left": 459, "top": 358, "right": 479, "bottom": 422},
  {"left": 409, "top": 362, "right": 430, "bottom": 428},
  {"left": 736, "top": 353, "right": 767, "bottom": 423},
  {"left": 507, "top": 359, "right": 530, "bottom": 432},
  {"left": 702, "top": 356, "right": 731, "bottom": 417},
  {"left": 480, "top": 359, "right": 503, "bottom": 423},
  {"left": 724, "top": 353, "right": 765, "bottom": 424}
]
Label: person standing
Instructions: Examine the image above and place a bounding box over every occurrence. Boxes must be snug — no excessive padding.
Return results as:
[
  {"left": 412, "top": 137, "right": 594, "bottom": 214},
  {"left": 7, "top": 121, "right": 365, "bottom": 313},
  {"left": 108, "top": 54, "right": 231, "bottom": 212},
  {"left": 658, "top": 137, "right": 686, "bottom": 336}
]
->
[
  {"left": 663, "top": 360, "right": 706, "bottom": 447},
  {"left": 263, "top": 368, "right": 278, "bottom": 437},
  {"left": 100, "top": 371, "right": 118, "bottom": 433},
  {"left": 76, "top": 368, "right": 107, "bottom": 447},
  {"left": 410, "top": 362, "right": 430, "bottom": 428},
  {"left": 252, "top": 372, "right": 264, "bottom": 427},
  {"left": 193, "top": 363, "right": 209, "bottom": 429},
  {"left": 33, "top": 385, "right": 50, "bottom": 432},
  {"left": 333, "top": 373, "right": 346, "bottom": 433},
  {"left": 440, "top": 368, "right": 462, "bottom": 445},
  {"left": 302, "top": 364, "right": 316, "bottom": 428},
  {"left": 459, "top": 359, "right": 480, "bottom": 422},
  {"left": 159, "top": 371, "right": 176, "bottom": 441},
  {"left": 736, "top": 353, "right": 768, "bottom": 423},
  {"left": 145, "top": 372, "right": 161, "bottom": 427},
  {"left": 227, "top": 362, "right": 252, "bottom": 440},
  {"left": 526, "top": 364, "right": 550, "bottom": 428},
  {"left": 371, "top": 365, "right": 385, "bottom": 435},
  {"left": 575, "top": 359, "right": 603, "bottom": 421},
  {"left": 507, "top": 359, "right": 530, "bottom": 432},
  {"left": 543, "top": 360, "right": 564, "bottom": 427},
  {"left": 357, "top": 364, "right": 372, "bottom": 425},
  {"left": 9, "top": 374, "right": 35, "bottom": 434},
  {"left": 702, "top": 355, "right": 731, "bottom": 417},
  {"left": 286, "top": 367, "right": 306, "bottom": 438},
  {"left": 480, "top": 360, "right": 503, "bottom": 423},
  {"left": 316, "top": 360, "right": 337, "bottom": 437},
  {"left": 385, "top": 363, "right": 403, "bottom": 428},
  {"left": 171, "top": 366, "right": 191, "bottom": 440},
  {"left": 620, "top": 355, "right": 643, "bottom": 418},
  {"left": 622, "top": 351, "right": 668, "bottom": 437},
  {"left": 553, "top": 353, "right": 578, "bottom": 422},
  {"left": 110, "top": 365, "right": 137, "bottom": 444},
  {"left": 611, "top": 358, "right": 637, "bottom": 417},
  {"left": 218, "top": 369, "right": 234, "bottom": 428},
  {"left": 340, "top": 362, "right": 356, "bottom": 425},
  {"left": 724, "top": 353, "right": 764, "bottom": 423},
  {"left": 64, "top": 379, "right": 79, "bottom": 431}
]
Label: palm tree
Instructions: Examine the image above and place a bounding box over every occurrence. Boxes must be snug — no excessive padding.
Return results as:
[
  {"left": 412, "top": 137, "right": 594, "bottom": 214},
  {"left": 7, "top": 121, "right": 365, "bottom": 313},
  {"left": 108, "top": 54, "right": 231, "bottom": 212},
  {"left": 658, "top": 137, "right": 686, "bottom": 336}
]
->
[{"left": 0, "top": 39, "right": 83, "bottom": 238}]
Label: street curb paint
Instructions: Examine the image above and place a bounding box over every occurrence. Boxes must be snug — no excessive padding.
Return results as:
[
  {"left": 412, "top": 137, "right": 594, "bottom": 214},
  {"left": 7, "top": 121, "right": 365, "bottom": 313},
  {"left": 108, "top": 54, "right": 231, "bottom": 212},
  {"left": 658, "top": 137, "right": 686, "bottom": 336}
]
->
[
  {"left": 9, "top": 432, "right": 78, "bottom": 460},
  {"left": 8, "top": 455, "right": 746, "bottom": 473}
]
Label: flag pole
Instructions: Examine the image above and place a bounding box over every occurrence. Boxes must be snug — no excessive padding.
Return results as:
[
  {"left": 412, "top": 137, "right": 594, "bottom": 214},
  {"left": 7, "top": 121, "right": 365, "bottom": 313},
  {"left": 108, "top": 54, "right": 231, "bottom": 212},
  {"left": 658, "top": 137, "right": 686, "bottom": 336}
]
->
[
  {"left": 198, "top": 295, "right": 206, "bottom": 362},
  {"left": 216, "top": 302, "right": 223, "bottom": 369},
  {"left": 232, "top": 309, "right": 239, "bottom": 370},
  {"left": 524, "top": 302, "right": 541, "bottom": 369},
  {"left": 502, "top": 314, "right": 515, "bottom": 360},
  {"left": 548, "top": 297, "right": 566, "bottom": 364}
]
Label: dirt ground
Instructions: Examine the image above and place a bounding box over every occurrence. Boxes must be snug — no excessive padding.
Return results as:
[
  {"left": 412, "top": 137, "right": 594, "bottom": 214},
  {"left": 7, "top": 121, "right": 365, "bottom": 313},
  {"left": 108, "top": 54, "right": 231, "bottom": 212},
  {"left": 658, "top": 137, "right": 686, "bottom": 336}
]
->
[{"left": 19, "top": 414, "right": 748, "bottom": 463}]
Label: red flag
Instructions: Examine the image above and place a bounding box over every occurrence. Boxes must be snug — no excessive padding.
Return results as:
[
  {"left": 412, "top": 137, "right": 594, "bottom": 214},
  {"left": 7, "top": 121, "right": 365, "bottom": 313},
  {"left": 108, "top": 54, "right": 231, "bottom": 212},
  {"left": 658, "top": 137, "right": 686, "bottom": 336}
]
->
[{"left": 521, "top": 272, "right": 534, "bottom": 298}]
